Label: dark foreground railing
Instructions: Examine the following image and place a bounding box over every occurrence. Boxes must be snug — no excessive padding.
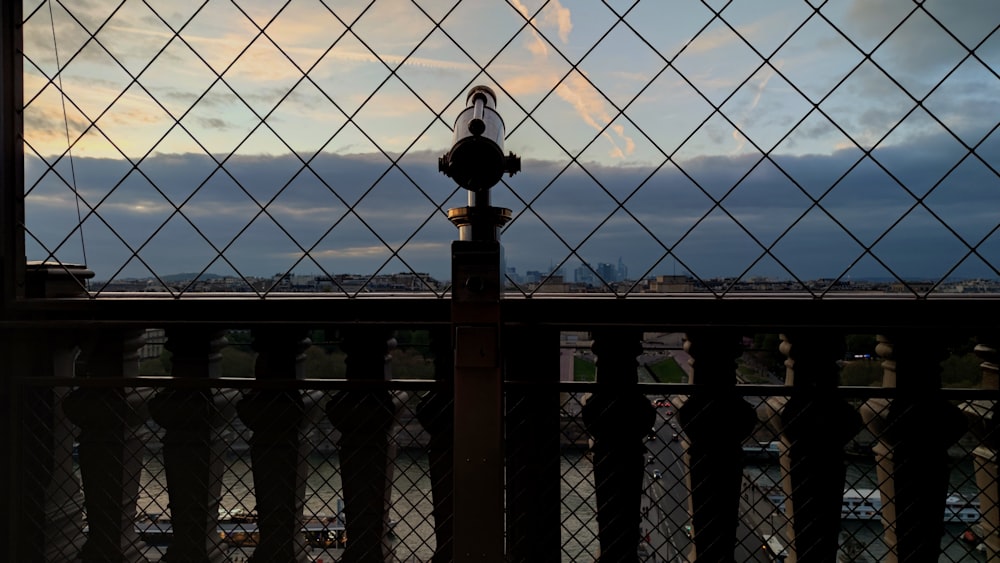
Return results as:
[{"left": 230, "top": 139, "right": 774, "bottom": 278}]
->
[{"left": 2, "top": 270, "right": 998, "bottom": 563}]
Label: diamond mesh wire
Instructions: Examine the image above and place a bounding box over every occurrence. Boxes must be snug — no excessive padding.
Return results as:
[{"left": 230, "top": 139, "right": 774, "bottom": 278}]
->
[
  {"left": 12, "top": 329, "right": 999, "bottom": 562},
  {"left": 16, "top": 0, "right": 1000, "bottom": 297},
  {"left": 19, "top": 382, "right": 447, "bottom": 562},
  {"left": 551, "top": 332, "right": 997, "bottom": 562}
]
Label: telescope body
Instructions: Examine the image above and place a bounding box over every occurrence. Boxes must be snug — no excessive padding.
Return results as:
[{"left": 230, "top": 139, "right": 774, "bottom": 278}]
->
[{"left": 439, "top": 86, "right": 520, "bottom": 192}]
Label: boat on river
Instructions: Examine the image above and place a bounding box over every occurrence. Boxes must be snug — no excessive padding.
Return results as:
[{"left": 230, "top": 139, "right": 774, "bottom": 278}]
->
[
  {"left": 134, "top": 506, "right": 395, "bottom": 548},
  {"left": 765, "top": 488, "right": 981, "bottom": 523},
  {"left": 841, "top": 488, "right": 981, "bottom": 523},
  {"left": 742, "top": 441, "right": 781, "bottom": 462}
]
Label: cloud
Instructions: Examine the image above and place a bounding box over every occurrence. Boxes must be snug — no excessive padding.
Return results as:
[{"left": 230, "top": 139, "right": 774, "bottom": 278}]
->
[
  {"left": 729, "top": 63, "right": 782, "bottom": 153},
  {"left": 555, "top": 73, "right": 636, "bottom": 159},
  {"left": 504, "top": 0, "right": 635, "bottom": 159},
  {"left": 842, "top": 1, "right": 1000, "bottom": 99},
  {"left": 308, "top": 241, "right": 445, "bottom": 260},
  {"left": 539, "top": 1, "right": 573, "bottom": 44},
  {"left": 509, "top": 0, "right": 553, "bottom": 57},
  {"left": 506, "top": 1, "right": 636, "bottom": 160},
  {"left": 22, "top": 123, "right": 997, "bottom": 283},
  {"left": 17, "top": 1, "right": 998, "bottom": 283}
]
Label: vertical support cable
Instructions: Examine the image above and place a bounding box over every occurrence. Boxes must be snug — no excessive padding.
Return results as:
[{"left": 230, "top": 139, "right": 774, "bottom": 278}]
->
[{"left": 46, "top": 0, "right": 85, "bottom": 267}]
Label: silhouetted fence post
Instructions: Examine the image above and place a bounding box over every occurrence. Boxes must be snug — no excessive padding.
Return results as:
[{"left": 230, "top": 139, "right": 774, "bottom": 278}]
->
[
  {"left": 149, "top": 328, "right": 230, "bottom": 563},
  {"left": 677, "top": 330, "right": 755, "bottom": 563},
  {"left": 582, "top": 328, "right": 655, "bottom": 563},
  {"left": 18, "top": 263, "right": 92, "bottom": 562},
  {"left": 416, "top": 326, "right": 454, "bottom": 563},
  {"left": 860, "top": 332, "right": 966, "bottom": 563},
  {"left": 762, "top": 331, "right": 861, "bottom": 563},
  {"left": 63, "top": 328, "right": 150, "bottom": 563},
  {"left": 326, "top": 326, "right": 396, "bottom": 563},
  {"left": 964, "top": 335, "right": 998, "bottom": 559},
  {"left": 505, "top": 325, "right": 561, "bottom": 562},
  {"left": 236, "top": 328, "right": 311, "bottom": 563}
]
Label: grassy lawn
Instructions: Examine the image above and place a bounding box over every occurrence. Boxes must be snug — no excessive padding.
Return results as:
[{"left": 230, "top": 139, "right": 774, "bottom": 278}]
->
[
  {"left": 645, "top": 357, "right": 687, "bottom": 383},
  {"left": 574, "top": 355, "right": 687, "bottom": 383},
  {"left": 574, "top": 357, "right": 596, "bottom": 381}
]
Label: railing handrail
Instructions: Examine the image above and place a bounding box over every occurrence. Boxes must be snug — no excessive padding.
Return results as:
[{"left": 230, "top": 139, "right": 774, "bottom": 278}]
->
[
  {"left": 13, "top": 376, "right": 996, "bottom": 400},
  {"left": 4, "top": 292, "right": 999, "bottom": 331}
]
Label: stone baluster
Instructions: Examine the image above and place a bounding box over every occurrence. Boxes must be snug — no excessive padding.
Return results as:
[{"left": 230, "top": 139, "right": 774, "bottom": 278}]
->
[
  {"left": 962, "top": 335, "right": 998, "bottom": 559},
  {"left": 236, "top": 328, "right": 311, "bottom": 563},
  {"left": 415, "top": 327, "right": 454, "bottom": 563},
  {"left": 677, "top": 330, "right": 756, "bottom": 563},
  {"left": 760, "top": 332, "right": 862, "bottom": 563},
  {"left": 505, "top": 325, "right": 561, "bottom": 562},
  {"left": 15, "top": 263, "right": 92, "bottom": 561},
  {"left": 148, "top": 328, "right": 230, "bottom": 563},
  {"left": 581, "top": 328, "right": 656, "bottom": 563},
  {"left": 859, "top": 332, "right": 967, "bottom": 563},
  {"left": 62, "top": 328, "right": 151, "bottom": 563},
  {"left": 326, "top": 326, "right": 396, "bottom": 563}
]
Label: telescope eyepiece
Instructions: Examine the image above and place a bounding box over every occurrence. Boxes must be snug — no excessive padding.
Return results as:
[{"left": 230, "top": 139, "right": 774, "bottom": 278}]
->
[
  {"left": 468, "top": 118, "right": 486, "bottom": 136},
  {"left": 439, "top": 85, "right": 520, "bottom": 191}
]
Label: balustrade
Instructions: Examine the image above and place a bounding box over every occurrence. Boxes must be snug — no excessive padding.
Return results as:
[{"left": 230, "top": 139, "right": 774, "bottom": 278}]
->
[
  {"left": 677, "top": 330, "right": 756, "bottom": 563},
  {"left": 62, "top": 328, "right": 151, "bottom": 563},
  {"left": 582, "top": 328, "right": 656, "bottom": 563},
  {"left": 860, "top": 333, "right": 968, "bottom": 563},
  {"left": 415, "top": 326, "right": 455, "bottom": 563},
  {"left": 326, "top": 326, "right": 397, "bottom": 563},
  {"left": 5, "top": 288, "right": 999, "bottom": 562},
  {"left": 15, "top": 264, "right": 91, "bottom": 562},
  {"left": 148, "top": 328, "right": 231, "bottom": 563},
  {"left": 760, "top": 331, "right": 862, "bottom": 563},
  {"left": 505, "top": 325, "right": 561, "bottom": 562},
  {"left": 965, "top": 335, "right": 999, "bottom": 560},
  {"left": 235, "top": 328, "right": 313, "bottom": 563}
]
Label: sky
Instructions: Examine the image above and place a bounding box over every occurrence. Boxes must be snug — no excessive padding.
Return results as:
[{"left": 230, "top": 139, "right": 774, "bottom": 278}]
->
[{"left": 17, "top": 0, "right": 1000, "bottom": 289}]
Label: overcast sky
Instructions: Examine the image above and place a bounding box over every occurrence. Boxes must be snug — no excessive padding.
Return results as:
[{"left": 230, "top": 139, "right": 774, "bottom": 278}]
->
[{"left": 19, "top": 0, "right": 1000, "bottom": 287}]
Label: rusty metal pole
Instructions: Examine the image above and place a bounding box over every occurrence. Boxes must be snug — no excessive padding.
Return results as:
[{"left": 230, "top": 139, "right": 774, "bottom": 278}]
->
[{"left": 440, "top": 85, "right": 520, "bottom": 563}]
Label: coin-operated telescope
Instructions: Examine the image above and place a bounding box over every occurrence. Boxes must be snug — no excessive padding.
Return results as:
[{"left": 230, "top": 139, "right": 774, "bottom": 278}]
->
[
  {"left": 441, "top": 86, "right": 516, "bottom": 561},
  {"left": 439, "top": 85, "right": 520, "bottom": 193}
]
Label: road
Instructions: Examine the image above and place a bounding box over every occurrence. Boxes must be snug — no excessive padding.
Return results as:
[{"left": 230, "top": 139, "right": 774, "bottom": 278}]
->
[{"left": 640, "top": 400, "right": 775, "bottom": 562}]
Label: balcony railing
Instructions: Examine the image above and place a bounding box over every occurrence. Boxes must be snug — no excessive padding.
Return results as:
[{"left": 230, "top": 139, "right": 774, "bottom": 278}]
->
[
  {"left": 4, "top": 263, "right": 999, "bottom": 563},
  {"left": 3, "top": 1, "right": 999, "bottom": 562}
]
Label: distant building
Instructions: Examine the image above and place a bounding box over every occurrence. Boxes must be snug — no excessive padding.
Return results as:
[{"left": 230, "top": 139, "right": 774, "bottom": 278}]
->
[
  {"left": 888, "top": 281, "right": 935, "bottom": 293},
  {"left": 646, "top": 275, "right": 695, "bottom": 293},
  {"left": 596, "top": 262, "right": 616, "bottom": 282},
  {"left": 574, "top": 264, "right": 595, "bottom": 286},
  {"left": 505, "top": 267, "right": 522, "bottom": 285},
  {"left": 140, "top": 328, "right": 166, "bottom": 360},
  {"left": 531, "top": 275, "right": 570, "bottom": 293}
]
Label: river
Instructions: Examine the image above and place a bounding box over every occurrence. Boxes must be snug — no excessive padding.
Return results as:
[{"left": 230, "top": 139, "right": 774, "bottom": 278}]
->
[
  {"left": 133, "top": 448, "right": 599, "bottom": 562},
  {"left": 743, "top": 459, "right": 987, "bottom": 562},
  {"left": 125, "top": 449, "right": 987, "bottom": 562}
]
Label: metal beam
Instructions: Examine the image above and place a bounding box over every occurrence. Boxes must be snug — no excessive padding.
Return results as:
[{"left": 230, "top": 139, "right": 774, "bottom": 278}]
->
[{"left": 0, "top": 0, "right": 24, "bottom": 309}]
